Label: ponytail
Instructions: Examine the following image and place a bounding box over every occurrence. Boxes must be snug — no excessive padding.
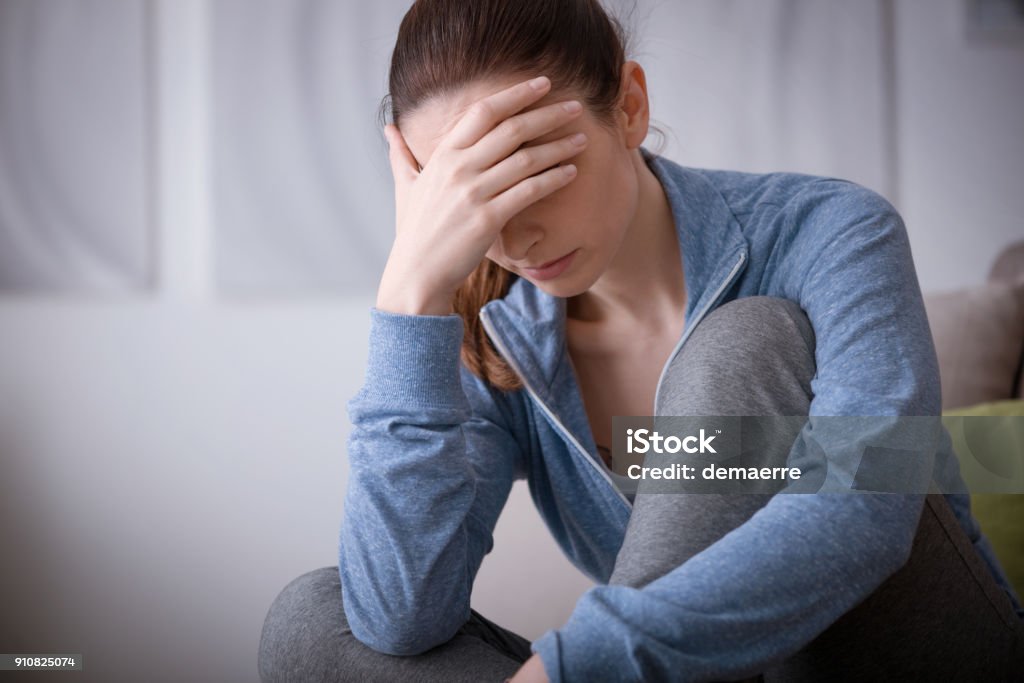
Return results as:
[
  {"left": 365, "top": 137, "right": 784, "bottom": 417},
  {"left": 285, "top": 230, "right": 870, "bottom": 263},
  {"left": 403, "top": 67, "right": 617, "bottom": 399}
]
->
[{"left": 453, "top": 259, "right": 522, "bottom": 392}]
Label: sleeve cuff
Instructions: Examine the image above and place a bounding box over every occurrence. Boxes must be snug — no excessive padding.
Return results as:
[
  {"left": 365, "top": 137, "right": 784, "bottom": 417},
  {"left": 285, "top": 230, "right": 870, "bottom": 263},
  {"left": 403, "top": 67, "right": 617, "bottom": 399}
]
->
[
  {"left": 531, "top": 630, "right": 565, "bottom": 683},
  {"left": 530, "top": 587, "right": 637, "bottom": 683},
  {"left": 359, "top": 307, "right": 468, "bottom": 408}
]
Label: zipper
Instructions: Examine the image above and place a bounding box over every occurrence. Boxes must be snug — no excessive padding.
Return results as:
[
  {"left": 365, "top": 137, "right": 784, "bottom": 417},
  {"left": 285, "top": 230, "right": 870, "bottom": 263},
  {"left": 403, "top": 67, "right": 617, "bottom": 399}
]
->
[
  {"left": 479, "top": 309, "right": 632, "bottom": 509},
  {"left": 652, "top": 250, "right": 748, "bottom": 414}
]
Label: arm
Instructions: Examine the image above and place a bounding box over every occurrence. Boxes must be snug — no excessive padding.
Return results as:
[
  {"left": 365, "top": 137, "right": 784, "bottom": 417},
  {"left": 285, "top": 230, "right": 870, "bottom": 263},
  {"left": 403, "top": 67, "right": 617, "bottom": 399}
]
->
[
  {"left": 530, "top": 182, "right": 941, "bottom": 682},
  {"left": 343, "top": 76, "right": 588, "bottom": 654},
  {"left": 339, "top": 308, "right": 527, "bottom": 655}
]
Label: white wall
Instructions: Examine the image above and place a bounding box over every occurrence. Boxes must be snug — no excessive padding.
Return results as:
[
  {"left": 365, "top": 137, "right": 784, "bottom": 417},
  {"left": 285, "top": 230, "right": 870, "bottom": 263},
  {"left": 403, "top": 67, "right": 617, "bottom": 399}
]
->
[
  {"left": 896, "top": 0, "right": 1024, "bottom": 290},
  {"left": 634, "top": 0, "right": 1024, "bottom": 291},
  {"left": 1, "top": 1, "right": 1021, "bottom": 681}
]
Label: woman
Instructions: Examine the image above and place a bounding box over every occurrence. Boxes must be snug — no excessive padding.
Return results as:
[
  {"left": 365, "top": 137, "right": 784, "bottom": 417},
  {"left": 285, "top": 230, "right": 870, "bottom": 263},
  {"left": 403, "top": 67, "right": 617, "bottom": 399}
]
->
[{"left": 259, "top": 1, "right": 1024, "bottom": 681}]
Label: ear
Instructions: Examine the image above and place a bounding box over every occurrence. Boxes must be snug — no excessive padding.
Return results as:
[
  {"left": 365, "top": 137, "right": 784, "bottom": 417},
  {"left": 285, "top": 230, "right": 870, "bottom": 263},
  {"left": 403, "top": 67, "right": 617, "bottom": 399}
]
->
[{"left": 617, "top": 61, "right": 651, "bottom": 150}]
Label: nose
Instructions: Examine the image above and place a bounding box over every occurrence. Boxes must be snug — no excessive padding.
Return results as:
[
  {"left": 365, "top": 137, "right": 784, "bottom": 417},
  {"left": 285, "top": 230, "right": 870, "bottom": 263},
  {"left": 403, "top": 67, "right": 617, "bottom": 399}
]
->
[{"left": 498, "top": 217, "right": 544, "bottom": 262}]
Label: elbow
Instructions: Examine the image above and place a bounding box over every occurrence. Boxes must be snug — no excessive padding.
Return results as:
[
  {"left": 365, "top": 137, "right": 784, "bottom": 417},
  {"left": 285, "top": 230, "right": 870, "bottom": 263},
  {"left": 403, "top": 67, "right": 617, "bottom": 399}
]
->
[
  {"left": 351, "top": 630, "right": 444, "bottom": 658},
  {"left": 892, "top": 497, "right": 923, "bottom": 570},
  {"left": 860, "top": 494, "right": 922, "bottom": 579},
  {"left": 337, "top": 534, "right": 473, "bottom": 656},
  {"left": 346, "top": 607, "right": 465, "bottom": 657},
  {"left": 879, "top": 528, "right": 915, "bottom": 577},
  {"left": 339, "top": 569, "right": 470, "bottom": 656}
]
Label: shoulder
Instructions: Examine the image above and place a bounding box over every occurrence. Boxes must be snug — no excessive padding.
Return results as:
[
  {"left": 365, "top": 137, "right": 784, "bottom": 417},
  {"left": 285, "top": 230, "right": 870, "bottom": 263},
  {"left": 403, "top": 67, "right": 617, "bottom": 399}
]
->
[
  {"left": 693, "top": 169, "right": 907, "bottom": 270},
  {"left": 696, "top": 167, "right": 899, "bottom": 229}
]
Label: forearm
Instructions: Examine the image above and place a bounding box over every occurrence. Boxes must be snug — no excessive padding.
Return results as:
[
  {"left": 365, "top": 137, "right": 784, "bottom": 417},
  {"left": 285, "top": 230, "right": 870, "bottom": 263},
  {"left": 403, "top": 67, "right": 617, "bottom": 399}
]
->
[
  {"left": 532, "top": 493, "right": 923, "bottom": 682},
  {"left": 340, "top": 309, "right": 480, "bottom": 654}
]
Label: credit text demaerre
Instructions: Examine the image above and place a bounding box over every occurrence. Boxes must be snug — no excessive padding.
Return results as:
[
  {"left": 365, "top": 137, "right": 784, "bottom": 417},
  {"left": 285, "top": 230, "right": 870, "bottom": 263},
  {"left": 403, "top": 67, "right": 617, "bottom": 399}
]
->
[{"left": 624, "top": 428, "right": 802, "bottom": 482}]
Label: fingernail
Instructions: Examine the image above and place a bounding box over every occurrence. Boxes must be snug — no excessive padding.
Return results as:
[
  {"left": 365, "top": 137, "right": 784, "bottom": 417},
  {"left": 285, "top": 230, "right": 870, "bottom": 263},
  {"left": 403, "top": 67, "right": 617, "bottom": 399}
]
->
[
  {"left": 563, "top": 101, "right": 582, "bottom": 114},
  {"left": 562, "top": 164, "right": 577, "bottom": 177},
  {"left": 529, "top": 76, "right": 550, "bottom": 91},
  {"left": 571, "top": 132, "right": 587, "bottom": 146}
]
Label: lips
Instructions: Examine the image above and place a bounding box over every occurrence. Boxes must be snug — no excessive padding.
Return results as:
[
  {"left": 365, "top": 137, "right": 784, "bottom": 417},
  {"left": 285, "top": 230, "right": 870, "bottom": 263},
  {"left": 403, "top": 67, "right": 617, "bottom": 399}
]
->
[
  {"left": 521, "top": 249, "right": 578, "bottom": 281},
  {"left": 532, "top": 254, "right": 569, "bottom": 269}
]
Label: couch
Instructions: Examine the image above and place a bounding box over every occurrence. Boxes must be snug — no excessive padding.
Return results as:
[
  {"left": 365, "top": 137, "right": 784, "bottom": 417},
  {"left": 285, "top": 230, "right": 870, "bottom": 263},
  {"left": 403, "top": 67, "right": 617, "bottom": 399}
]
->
[{"left": 923, "top": 240, "right": 1024, "bottom": 596}]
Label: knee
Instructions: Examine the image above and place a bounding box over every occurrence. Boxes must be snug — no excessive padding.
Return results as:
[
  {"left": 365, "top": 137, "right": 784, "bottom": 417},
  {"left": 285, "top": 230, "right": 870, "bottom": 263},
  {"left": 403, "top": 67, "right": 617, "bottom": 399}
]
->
[
  {"left": 259, "top": 566, "right": 352, "bottom": 683},
  {"left": 694, "top": 296, "right": 814, "bottom": 363},
  {"left": 610, "top": 492, "right": 773, "bottom": 588},
  {"left": 657, "top": 296, "right": 816, "bottom": 416}
]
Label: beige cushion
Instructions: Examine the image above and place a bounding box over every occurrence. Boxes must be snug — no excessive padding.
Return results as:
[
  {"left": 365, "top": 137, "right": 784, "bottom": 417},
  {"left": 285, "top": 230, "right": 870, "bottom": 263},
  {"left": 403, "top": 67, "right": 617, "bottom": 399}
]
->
[
  {"left": 924, "top": 282, "right": 1024, "bottom": 410},
  {"left": 987, "top": 240, "right": 1024, "bottom": 399},
  {"left": 988, "top": 240, "right": 1024, "bottom": 286}
]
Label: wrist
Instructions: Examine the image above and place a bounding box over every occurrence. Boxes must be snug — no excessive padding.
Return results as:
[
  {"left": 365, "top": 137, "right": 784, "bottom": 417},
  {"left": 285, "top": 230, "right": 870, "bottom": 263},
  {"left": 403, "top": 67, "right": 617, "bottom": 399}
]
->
[{"left": 375, "top": 283, "right": 455, "bottom": 317}]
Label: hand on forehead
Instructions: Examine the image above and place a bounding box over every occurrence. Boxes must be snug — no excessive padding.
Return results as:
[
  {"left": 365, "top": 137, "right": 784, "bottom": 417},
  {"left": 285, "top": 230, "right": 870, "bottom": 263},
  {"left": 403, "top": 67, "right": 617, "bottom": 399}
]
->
[{"left": 400, "top": 76, "right": 583, "bottom": 169}]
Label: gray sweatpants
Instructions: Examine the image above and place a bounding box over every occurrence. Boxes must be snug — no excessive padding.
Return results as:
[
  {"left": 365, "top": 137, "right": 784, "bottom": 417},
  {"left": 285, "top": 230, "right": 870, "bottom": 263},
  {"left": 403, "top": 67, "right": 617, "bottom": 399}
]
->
[{"left": 258, "top": 296, "right": 1024, "bottom": 682}]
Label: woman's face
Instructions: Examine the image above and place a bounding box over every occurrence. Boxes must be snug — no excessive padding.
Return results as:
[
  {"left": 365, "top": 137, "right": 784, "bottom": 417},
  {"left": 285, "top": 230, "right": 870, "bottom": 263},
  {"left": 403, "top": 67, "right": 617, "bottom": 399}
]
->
[{"left": 399, "top": 75, "right": 641, "bottom": 299}]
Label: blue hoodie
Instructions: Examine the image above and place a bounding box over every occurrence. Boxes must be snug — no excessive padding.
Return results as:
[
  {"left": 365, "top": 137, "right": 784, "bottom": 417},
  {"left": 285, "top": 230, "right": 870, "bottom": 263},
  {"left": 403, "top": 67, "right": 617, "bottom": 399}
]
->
[{"left": 339, "top": 150, "right": 1021, "bottom": 682}]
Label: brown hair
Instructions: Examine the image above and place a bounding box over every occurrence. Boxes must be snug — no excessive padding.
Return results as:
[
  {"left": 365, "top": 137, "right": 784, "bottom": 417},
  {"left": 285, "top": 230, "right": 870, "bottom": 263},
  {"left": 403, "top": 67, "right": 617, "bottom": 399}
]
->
[{"left": 384, "top": 0, "right": 630, "bottom": 391}]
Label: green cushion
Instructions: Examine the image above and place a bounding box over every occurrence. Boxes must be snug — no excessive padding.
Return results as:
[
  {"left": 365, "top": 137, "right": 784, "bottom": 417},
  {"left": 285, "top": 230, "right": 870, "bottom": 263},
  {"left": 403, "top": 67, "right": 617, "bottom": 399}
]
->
[
  {"left": 944, "top": 400, "right": 1024, "bottom": 418},
  {"left": 969, "top": 494, "right": 1024, "bottom": 597},
  {"left": 944, "top": 400, "right": 1024, "bottom": 597}
]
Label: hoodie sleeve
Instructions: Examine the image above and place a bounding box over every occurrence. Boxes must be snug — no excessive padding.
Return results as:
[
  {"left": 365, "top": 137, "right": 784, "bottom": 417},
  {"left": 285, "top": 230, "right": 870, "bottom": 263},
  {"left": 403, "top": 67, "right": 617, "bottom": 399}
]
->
[
  {"left": 338, "top": 308, "right": 526, "bottom": 656},
  {"left": 531, "top": 182, "right": 941, "bottom": 682}
]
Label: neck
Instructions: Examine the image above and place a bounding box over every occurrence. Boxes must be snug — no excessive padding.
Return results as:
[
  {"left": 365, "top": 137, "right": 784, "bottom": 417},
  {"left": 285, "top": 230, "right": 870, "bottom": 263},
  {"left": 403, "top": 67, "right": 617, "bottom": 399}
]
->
[{"left": 567, "top": 150, "right": 685, "bottom": 331}]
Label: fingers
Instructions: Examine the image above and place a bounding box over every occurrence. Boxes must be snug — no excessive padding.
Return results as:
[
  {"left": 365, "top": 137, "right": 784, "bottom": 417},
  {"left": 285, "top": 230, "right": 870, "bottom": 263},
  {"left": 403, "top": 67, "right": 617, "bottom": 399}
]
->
[
  {"left": 384, "top": 124, "right": 419, "bottom": 187},
  {"left": 474, "top": 131, "right": 588, "bottom": 199},
  {"left": 444, "top": 76, "right": 552, "bottom": 150},
  {"left": 463, "top": 99, "right": 584, "bottom": 171},
  {"left": 488, "top": 163, "right": 578, "bottom": 227}
]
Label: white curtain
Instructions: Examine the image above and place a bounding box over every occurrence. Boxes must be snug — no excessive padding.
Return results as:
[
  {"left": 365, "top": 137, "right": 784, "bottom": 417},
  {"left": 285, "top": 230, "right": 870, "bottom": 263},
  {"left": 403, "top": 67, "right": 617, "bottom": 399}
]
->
[
  {"left": 630, "top": 0, "right": 892, "bottom": 194},
  {"left": 211, "top": 0, "right": 405, "bottom": 294},
  {"left": 0, "top": 0, "right": 893, "bottom": 294},
  {"left": 0, "top": 0, "right": 150, "bottom": 292}
]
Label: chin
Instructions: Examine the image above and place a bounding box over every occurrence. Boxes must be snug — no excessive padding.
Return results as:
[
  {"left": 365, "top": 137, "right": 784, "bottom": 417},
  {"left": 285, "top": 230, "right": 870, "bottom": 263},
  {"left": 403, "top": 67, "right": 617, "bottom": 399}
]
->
[{"left": 526, "top": 271, "right": 596, "bottom": 299}]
